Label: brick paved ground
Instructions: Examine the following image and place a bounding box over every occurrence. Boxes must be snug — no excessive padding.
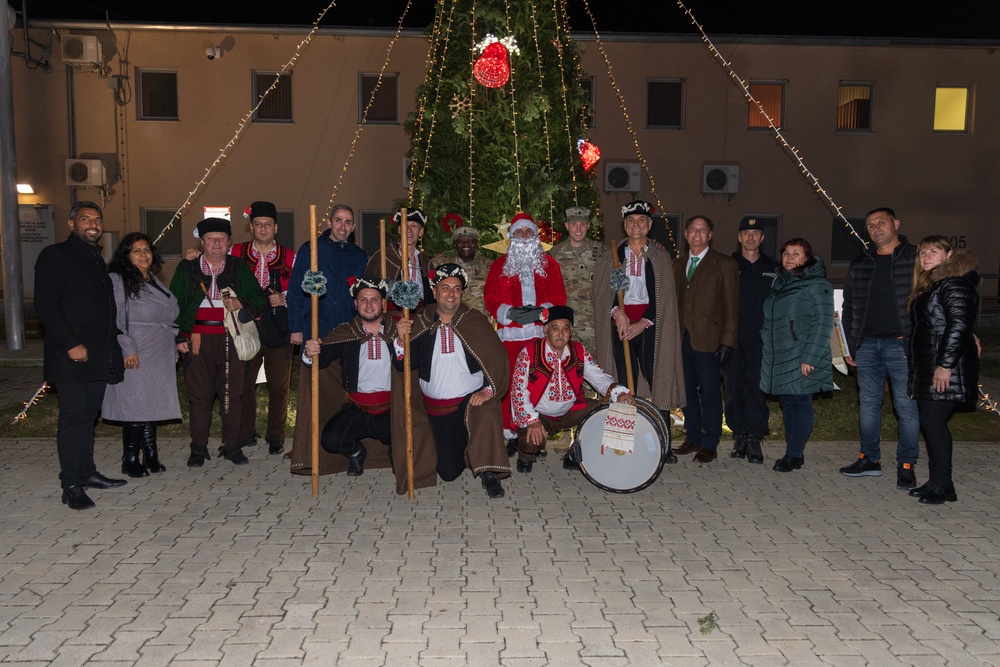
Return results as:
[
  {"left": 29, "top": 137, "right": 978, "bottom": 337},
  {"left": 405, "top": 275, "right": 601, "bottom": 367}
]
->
[{"left": 1, "top": 434, "right": 999, "bottom": 666}]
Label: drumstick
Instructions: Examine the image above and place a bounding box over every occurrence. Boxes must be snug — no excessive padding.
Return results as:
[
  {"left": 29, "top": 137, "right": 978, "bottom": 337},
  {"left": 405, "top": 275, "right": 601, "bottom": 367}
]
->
[{"left": 610, "top": 240, "right": 635, "bottom": 394}]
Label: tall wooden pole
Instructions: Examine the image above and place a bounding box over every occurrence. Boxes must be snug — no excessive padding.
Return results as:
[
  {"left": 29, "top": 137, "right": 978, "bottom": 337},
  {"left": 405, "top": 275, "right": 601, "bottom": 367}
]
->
[
  {"left": 379, "top": 219, "right": 387, "bottom": 278},
  {"left": 309, "top": 206, "right": 320, "bottom": 498},
  {"left": 610, "top": 240, "right": 635, "bottom": 394},
  {"left": 400, "top": 208, "right": 415, "bottom": 501}
]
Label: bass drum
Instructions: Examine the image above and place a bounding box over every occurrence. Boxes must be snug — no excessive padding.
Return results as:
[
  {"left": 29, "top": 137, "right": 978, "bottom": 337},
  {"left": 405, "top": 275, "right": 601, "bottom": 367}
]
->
[{"left": 571, "top": 396, "right": 671, "bottom": 493}]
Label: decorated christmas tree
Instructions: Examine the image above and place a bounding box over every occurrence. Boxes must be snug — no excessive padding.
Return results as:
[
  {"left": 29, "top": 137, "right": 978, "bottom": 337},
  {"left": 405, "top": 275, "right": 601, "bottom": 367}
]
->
[{"left": 401, "top": 0, "right": 602, "bottom": 255}]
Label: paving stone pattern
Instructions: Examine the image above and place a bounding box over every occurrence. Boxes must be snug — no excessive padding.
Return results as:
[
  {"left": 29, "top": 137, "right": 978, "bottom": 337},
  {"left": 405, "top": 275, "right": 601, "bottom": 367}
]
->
[{"left": 1, "top": 437, "right": 999, "bottom": 666}]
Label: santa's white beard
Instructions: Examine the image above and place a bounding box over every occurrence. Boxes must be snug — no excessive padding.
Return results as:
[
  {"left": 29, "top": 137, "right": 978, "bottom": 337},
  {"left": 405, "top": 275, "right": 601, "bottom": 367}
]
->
[{"left": 502, "top": 236, "right": 546, "bottom": 278}]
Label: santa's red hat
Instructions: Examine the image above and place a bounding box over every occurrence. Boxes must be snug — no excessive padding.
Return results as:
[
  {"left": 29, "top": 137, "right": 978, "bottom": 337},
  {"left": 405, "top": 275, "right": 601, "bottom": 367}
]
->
[{"left": 509, "top": 212, "right": 538, "bottom": 236}]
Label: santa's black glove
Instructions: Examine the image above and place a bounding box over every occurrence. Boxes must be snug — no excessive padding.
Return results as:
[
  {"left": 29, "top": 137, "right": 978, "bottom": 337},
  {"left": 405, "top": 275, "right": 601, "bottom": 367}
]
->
[
  {"left": 713, "top": 344, "right": 733, "bottom": 367},
  {"left": 511, "top": 306, "right": 544, "bottom": 325}
]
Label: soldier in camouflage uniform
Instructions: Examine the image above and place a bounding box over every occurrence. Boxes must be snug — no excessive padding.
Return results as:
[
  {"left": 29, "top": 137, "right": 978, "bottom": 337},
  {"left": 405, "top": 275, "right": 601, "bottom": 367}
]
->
[
  {"left": 432, "top": 226, "right": 492, "bottom": 318},
  {"left": 548, "top": 207, "right": 602, "bottom": 351}
]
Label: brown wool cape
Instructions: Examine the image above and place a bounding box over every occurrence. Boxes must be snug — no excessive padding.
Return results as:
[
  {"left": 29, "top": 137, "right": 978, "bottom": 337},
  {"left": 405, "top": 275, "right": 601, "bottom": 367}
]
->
[
  {"left": 289, "top": 314, "right": 438, "bottom": 494},
  {"left": 403, "top": 303, "right": 512, "bottom": 479},
  {"left": 593, "top": 239, "right": 686, "bottom": 411}
]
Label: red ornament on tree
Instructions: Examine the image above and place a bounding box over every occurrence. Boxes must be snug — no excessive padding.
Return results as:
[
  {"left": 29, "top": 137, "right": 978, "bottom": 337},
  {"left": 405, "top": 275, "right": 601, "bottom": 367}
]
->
[
  {"left": 577, "top": 139, "right": 601, "bottom": 172},
  {"left": 537, "top": 219, "right": 562, "bottom": 245},
  {"left": 474, "top": 42, "right": 510, "bottom": 88},
  {"left": 441, "top": 213, "right": 464, "bottom": 234}
]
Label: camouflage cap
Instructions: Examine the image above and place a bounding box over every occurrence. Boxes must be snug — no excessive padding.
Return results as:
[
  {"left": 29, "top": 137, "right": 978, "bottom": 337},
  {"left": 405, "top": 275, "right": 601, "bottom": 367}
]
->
[{"left": 565, "top": 207, "right": 591, "bottom": 224}]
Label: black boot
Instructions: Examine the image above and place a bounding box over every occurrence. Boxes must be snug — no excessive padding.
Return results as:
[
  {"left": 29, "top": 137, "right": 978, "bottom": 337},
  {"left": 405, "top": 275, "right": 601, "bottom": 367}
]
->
[
  {"left": 730, "top": 431, "right": 748, "bottom": 459},
  {"left": 121, "top": 422, "right": 150, "bottom": 478},
  {"left": 346, "top": 443, "right": 367, "bottom": 477},
  {"left": 141, "top": 422, "right": 166, "bottom": 473},
  {"left": 745, "top": 433, "right": 764, "bottom": 464}
]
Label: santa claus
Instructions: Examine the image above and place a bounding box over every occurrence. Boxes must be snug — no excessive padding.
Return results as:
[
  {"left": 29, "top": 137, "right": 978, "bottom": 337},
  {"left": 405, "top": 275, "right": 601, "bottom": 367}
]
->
[{"left": 485, "top": 212, "right": 567, "bottom": 445}]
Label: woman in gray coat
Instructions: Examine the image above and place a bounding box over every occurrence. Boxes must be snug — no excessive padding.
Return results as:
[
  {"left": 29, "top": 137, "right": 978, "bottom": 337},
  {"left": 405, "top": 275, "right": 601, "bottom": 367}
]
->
[{"left": 103, "top": 233, "right": 181, "bottom": 476}]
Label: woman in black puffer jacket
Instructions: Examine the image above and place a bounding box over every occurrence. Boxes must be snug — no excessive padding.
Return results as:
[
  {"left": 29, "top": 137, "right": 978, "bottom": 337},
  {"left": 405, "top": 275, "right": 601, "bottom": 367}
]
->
[{"left": 906, "top": 236, "right": 979, "bottom": 505}]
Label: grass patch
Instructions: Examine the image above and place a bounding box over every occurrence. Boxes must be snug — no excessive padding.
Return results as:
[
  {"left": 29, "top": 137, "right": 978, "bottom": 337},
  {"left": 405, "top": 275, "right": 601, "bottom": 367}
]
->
[{"left": 2, "top": 334, "right": 998, "bottom": 442}]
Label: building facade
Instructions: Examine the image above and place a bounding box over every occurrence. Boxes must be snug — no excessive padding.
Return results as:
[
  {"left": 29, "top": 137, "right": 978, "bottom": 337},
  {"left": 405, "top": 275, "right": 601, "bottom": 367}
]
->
[{"left": 10, "top": 22, "right": 1000, "bottom": 294}]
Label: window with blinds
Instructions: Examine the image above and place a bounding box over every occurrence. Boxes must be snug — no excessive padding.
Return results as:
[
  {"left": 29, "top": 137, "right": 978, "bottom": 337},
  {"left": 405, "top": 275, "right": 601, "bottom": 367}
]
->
[
  {"left": 748, "top": 81, "right": 785, "bottom": 130},
  {"left": 647, "top": 79, "right": 684, "bottom": 129},
  {"left": 837, "top": 83, "right": 873, "bottom": 131},
  {"left": 253, "top": 72, "right": 293, "bottom": 123}
]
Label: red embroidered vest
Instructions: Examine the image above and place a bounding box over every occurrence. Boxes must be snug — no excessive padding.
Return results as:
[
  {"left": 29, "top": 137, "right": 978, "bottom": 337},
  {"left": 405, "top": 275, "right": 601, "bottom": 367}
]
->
[{"left": 526, "top": 339, "right": 588, "bottom": 413}]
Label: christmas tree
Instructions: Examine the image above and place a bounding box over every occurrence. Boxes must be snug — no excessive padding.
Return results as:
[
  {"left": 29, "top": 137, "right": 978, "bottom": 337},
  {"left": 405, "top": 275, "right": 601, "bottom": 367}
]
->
[{"left": 401, "top": 0, "right": 602, "bottom": 255}]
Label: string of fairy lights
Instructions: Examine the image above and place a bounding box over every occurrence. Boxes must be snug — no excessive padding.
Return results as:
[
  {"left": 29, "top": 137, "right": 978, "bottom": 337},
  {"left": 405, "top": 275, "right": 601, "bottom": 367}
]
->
[
  {"left": 9, "top": 382, "right": 48, "bottom": 425},
  {"left": 406, "top": 0, "right": 458, "bottom": 207},
  {"left": 502, "top": 0, "right": 523, "bottom": 212},
  {"left": 675, "top": 0, "right": 867, "bottom": 250},
  {"left": 467, "top": 0, "right": 479, "bottom": 225},
  {"left": 527, "top": 0, "right": 556, "bottom": 224},
  {"left": 152, "top": 1, "right": 339, "bottom": 246},
  {"left": 981, "top": 387, "right": 1000, "bottom": 416},
  {"left": 579, "top": 0, "right": 676, "bottom": 253},
  {"left": 326, "top": 0, "right": 415, "bottom": 216},
  {"left": 552, "top": 0, "right": 580, "bottom": 209}
]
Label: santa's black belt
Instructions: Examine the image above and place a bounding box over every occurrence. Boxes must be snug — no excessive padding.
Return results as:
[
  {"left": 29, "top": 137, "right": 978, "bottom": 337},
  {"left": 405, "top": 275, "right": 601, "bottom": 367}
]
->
[{"left": 195, "top": 320, "right": 225, "bottom": 326}]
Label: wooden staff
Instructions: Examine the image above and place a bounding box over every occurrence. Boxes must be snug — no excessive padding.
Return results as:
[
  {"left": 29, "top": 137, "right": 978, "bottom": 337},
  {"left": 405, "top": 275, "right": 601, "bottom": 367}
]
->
[
  {"left": 400, "top": 207, "right": 415, "bottom": 501},
  {"left": 379, "top": 218, "right": 387, "bottom": 278},
  {"left": 610, "top": 239, "right": 635, "bottom": 394},
  {"left": 309, "top": 205, "right": 320, "bottom": 498}
]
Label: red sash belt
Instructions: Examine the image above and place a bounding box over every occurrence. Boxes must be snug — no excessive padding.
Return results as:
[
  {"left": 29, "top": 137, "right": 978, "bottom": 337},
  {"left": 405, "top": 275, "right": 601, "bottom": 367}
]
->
[
  {"left": 423, "top": 395, "right": 464, "bottom": 416},
  {"left": 623, "top": 304, "right": 649, "bottom": 323},
  {"left": 347, "top": 390, "right": 391, "bottom": 415},
  {"left": 193, "top": 306, "right": 227, "bottom": 334}
]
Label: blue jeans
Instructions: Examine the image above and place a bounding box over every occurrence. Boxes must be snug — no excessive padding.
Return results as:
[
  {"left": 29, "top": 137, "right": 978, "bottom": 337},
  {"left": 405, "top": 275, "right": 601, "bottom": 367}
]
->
[
  {"left": 853, "top": 337, "right": 920, "bottom": 464},
  {"left": 779, "top": 394, "right": 813, "bottom": 458}
]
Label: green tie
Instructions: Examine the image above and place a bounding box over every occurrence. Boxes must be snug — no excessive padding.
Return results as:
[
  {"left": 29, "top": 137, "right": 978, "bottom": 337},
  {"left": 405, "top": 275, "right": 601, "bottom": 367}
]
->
[{"left": 687, "top": 256, "right": 700, "bottom": 282}]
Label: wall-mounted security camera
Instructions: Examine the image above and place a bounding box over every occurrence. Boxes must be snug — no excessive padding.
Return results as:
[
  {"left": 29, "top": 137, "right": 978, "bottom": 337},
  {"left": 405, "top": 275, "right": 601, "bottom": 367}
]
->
[{"left": 206, "top": 46, "right": 222, "bottom": 60}]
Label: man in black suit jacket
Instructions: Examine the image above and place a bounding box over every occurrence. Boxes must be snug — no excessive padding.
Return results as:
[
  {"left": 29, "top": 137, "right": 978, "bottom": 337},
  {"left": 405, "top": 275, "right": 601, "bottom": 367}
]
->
[{"left": 34, "top": 201, "right": 126, "bottom": 510}]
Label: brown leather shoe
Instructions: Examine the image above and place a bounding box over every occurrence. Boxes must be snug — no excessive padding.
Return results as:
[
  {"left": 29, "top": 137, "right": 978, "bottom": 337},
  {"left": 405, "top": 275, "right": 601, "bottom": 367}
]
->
[
  {"left": 693, "top": 448, "right": 717, "bottom": 463},
  {"left": 673, "top": 441, "right": 700, "bottom": 455}
]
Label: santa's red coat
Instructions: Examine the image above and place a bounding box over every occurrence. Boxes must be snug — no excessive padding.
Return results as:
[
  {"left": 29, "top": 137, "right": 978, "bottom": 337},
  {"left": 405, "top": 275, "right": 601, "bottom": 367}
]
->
[{"left": 484, "top": 255, "right": 567, "bottom": 323}]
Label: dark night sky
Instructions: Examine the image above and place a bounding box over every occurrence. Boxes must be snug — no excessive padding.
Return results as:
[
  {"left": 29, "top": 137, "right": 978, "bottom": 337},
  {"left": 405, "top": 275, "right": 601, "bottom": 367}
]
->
[{"left": 19, "top": 0, "right": 1000, "bottom": 40}]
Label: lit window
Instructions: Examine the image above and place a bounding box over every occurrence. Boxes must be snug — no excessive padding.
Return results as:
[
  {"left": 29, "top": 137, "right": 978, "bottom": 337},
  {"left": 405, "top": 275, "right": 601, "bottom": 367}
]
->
[
  {"left": 137, "top": 70, "right": 178, "bottom": 121},
  {"left": 748, "top": 82, "right": 785, "bottom": 130},
  {"left": 360, "top": 73, "right": 399, "bottom": 124},
  {"left": 934, "top": 85, "right": 971, "bottom": 132},
  {"left": 253, "top": 72, "right": 293, "bottom": 123},
  {"left": 837, "top": 83, "right": 872, "bottom": 131},
  {"left": 647, "top": 80, "right": 684, "bottom": 129}
]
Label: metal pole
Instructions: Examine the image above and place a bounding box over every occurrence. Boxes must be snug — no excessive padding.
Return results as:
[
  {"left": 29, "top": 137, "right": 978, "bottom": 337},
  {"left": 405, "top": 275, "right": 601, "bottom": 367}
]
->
[{"left": 0, "top": 12, "right": 25, "bottom": 350}]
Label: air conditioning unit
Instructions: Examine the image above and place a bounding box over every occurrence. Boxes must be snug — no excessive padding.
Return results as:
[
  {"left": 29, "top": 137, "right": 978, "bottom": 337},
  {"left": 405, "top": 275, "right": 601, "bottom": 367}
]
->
[
  {"left": 61, "top": 35, "right": 103, "bottom": 66},
  {"left": 65, "top": 159, "right": 107, "bottom": 187},
  {"left": 702, "top": 164, "right": 740, "bottom": 195},
  {"left": 604, "top": 162, "right": 641, "bottom": 193}
]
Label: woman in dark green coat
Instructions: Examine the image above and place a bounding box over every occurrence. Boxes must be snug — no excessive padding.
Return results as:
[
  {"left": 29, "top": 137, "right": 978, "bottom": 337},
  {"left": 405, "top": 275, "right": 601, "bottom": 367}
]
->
[{"left": 760, "top": 238, "right": 834, "bottom": 472}]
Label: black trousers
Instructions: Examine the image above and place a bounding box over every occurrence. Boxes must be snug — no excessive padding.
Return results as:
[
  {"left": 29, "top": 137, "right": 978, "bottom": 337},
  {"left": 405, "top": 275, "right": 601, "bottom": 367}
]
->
[
  {"left": 721, "top": 338, "right": 769, "bottom": 437},
  {"left": 239, "top": 342, "right": 294, "bottom": 444},
  {"left": 55, "top": 380, "right": 107, "bottom": 489},
  {"left": 611, "top": 322, "right": 656, "bottom": 392},
  {"left": 681, "top": 330, "right": 723, "bottom": 450},
  {"left": 427, "top": 396, "right": 472, "bottom": 482},
  {"left": 321, "top": 404, "right": 391, "bottom": 456},
  {"left": 919, "top": 399, "right": 959, "bottom": 491}
]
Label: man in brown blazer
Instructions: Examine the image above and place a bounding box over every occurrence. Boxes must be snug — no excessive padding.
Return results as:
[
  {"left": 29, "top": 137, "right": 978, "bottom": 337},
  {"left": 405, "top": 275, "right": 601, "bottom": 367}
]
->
[{"left": 672, "top": 215, "right": 739, "bottom": 462}]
